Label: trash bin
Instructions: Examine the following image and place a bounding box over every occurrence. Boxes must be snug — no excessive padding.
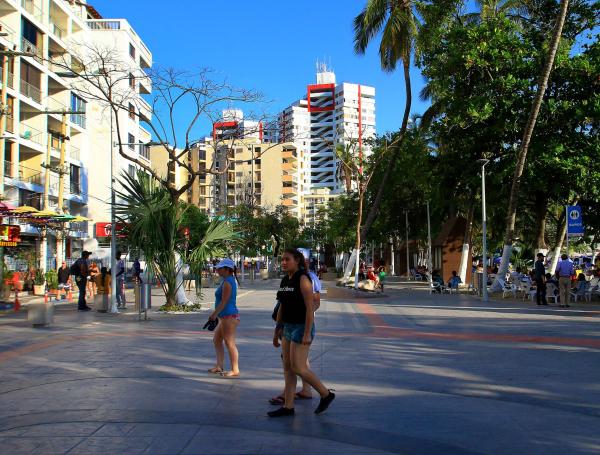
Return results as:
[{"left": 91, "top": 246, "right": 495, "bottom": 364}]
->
[{"left": 141, "top": 282, "right": 151, "bottom": 310}]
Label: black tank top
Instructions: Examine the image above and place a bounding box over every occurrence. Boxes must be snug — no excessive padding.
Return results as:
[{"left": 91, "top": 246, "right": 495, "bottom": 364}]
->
[{"left": 277, "top": 270, "right": 311, "bottom": 324}]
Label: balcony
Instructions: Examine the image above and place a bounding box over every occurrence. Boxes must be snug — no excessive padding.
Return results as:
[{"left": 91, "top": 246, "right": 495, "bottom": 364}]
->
[
  {"left": 20, "top": 123, "right": 45, "bottom": 147},
  {"left": 50, "top": 137, "right": 80, "bottom": 161},
  {"left": 21, "top": 36, "right": 43, "bottom": 64},
  {"left": 4, "top": 161, "right": 43, "bottom": 186},
  {"left": 0, "top": 20, "right": 17, "bottom": 45},
  {"left": 21, "top": 0, "right": 44, "bottom": 23},
  {"left": 50, "top": 22, "right": 65, "bottom": 40},
  {"left": 20, "top": 78, "right": 42, "bottom": 103},
  {"left": 46, "top": 93, "right": 68, "bottom": 112}
]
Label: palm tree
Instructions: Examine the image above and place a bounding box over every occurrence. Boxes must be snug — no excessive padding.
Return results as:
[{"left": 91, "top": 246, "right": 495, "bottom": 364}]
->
[
  {"left": 114, "top": 171, "right": 235, "bottom": 307},
  {"left": 492, "top": 0, "right": 570, "bottom": 291},
  {"left": 353, "top": 0, "right": 417, "bottom": 249}
]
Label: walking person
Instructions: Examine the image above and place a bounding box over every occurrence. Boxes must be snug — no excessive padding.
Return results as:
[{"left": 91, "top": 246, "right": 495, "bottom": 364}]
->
[
  {"left": 555, "top": 253, "right": 574, "bottom": 308},
  {"left": 73, "top": 251, "right": 92, "bottom": 311},
  {"left": 534, "top": 253, "right": 548, "bottom": 306},
  {"left": 208, "top": 258, "right": 240, "bottom": 378},
  {"left": 115, "top": 251, "right": 127, "bottom": 309},
  {"left": 56, "top": 261, "right": 71, "bottom": 301},
  {"left": 269, "top": 258, "right": 322, "bottom": 405},
  {"left": 87, "top": 262, "right": 99, "bottom": 300},
  {"left": 269, "top": 249, "right": 335, "bottom": 418}
]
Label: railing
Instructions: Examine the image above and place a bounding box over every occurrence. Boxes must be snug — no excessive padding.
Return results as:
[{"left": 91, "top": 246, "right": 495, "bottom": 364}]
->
[
  {"left": 46, "top": 94, "right": 68, "bottom": 111},
  {"left": 0, "top": 68, "right": 14, "bottom": 89},
  {"left": 69, "top": 181, "right": 81, "bottom": 195},
  {"left": 20, "top": 123, "right": 45, "bottom": 146},
  {"left": 21, "top": 0, "right": 44, "bottom": 23},
  {"left": 0, "top": 20, "right": 16, "bottom": 45},
  {"left": 69, "top": 145, "right": 80, "bottom": 161},
  {"left": 51, "top": 140, "right": 81, "bottom": 161},
  {"left": 4, "top": 160, "right": 12, "bottom": 177},
  {"left": 21, "top": 79, "right": 42, "bottom": 103},
  {"left": 21, "top": 36, "right": 43, "bottom": 64},
  {"left": 86, "top": 20, "right": 122, "bottom": 30},
  {"left": 50, "top": 22, "right": 64, "bottom": 39}
]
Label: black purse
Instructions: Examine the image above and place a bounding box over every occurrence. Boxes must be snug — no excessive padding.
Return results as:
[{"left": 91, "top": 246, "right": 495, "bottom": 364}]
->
[
  {"left": 271, "top": 301, "right": 281, "bottom": 321},
  {"left": 203, "top": 318, "right": 219, "bottom": 331}
]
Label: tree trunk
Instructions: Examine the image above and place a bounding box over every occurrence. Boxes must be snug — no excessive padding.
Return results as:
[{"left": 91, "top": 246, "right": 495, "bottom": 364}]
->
[
  {"left": 354, "top": 187, "right": 365, "bottom": 289},
  {"left": 458, "top": 203, "right": 475, "bottom": 283},
  {"left": 492, "top": 0, "right": 569, "bottom": 291},
  {"left": 534, "top": 192, "right": 548, "bottom": 254},
  {"left": 360, "top": 57, "right": 412, "bottom": 241}
]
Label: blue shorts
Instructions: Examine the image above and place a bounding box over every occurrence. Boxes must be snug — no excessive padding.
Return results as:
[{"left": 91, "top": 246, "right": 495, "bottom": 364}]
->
[{"left": 283, "top": 323, "right": 315, "bottom": 344}]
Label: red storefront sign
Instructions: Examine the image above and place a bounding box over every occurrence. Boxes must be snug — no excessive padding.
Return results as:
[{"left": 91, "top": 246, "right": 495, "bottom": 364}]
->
[
  {"left": 0, "top": 225, "right": 21, "bottom": 246},
  {"left": 95, "top": 222, "right": 126, "bottom": 238}
]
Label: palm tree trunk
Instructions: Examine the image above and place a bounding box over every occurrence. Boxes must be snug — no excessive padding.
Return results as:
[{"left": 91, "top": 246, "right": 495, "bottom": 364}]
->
[
  {"left": 491, "top": 0, "right": 569, "bottom": 291},
  {"left": 458, "top": 203, "right": 475, "bottom": 283},
  {"left": 534, "top": 191, "right": 548, "bottom": 254},
  {"left": 360, "top": 57, "right": 412, "bottom": 241}
]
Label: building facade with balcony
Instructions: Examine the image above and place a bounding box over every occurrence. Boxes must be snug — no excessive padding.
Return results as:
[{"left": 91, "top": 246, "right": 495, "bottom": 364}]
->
[
  {"left": 277, "top": 64, "right": 376, "bottom": 224},
  {"left": 0, "top": 0, "right": 152, "bottom": 269}
]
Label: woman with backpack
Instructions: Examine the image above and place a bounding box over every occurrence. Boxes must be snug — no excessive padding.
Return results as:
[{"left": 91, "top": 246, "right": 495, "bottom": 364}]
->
[
  {"left": 207, "top": 258, "right": 240, "bottom": 378},
  {"left": 268, "top": 249, "right": 335, "bottom": 418}
]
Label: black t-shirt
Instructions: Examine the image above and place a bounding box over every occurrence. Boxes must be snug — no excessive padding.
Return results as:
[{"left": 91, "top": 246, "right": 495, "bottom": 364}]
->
[
  {"left": 58, "top": 267, "right": 70, "bottom": 284},
  {"left": 277, "top": 271, "right": 311, "bottom": 324}
]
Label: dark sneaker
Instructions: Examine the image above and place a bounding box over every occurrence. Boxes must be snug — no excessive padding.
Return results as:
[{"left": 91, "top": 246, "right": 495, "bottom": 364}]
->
[
  {"left": 78, "top": 307, "right": 91, "bottom": 311},
  {"left": 314, "top": 391, "right": 335, "bottom": 415},
  {"left": 267, "top": 407, "right": 294, "bottom": 418}
]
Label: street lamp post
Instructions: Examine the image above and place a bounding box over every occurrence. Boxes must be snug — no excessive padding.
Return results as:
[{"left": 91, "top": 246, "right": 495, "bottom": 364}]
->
[
  {"left": 478, "top": 159, "right": 490, "bottom": 302},
  {"left": 426, "top": 202, "right": 433, "bottom": 287}
]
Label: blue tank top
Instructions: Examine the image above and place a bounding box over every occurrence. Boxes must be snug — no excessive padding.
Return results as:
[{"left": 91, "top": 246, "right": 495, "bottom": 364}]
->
[{"left": 215, "top": 275, "right": 238, "bottom": 317}]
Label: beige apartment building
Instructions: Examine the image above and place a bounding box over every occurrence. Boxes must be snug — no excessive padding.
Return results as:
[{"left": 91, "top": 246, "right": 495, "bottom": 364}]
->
[{"left": 184, "top": 138, "right": 301, "bottom": 217}]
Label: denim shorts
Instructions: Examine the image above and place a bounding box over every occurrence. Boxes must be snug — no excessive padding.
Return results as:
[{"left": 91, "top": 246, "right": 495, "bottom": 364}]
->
[{"left": 283, "top": 323, "right": 315, "bottom": 344}]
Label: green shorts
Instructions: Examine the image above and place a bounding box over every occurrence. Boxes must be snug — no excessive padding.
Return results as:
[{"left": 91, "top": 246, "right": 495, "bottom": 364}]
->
[{"left": 283, "top": 323, "right": 315, "bottom": 344}]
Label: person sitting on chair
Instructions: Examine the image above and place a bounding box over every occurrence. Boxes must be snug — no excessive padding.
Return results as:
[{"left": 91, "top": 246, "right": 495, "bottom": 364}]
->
[{"left": 447, "top": 270, "right": 462, "bottom": 289}]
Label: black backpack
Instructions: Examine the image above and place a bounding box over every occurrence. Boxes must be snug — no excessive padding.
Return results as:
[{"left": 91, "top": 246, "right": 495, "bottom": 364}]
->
[{"left": 69, "top": 259, "right": 82, "bottom": 276}]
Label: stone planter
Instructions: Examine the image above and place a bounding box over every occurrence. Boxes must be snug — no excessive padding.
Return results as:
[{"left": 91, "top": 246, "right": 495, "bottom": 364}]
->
[
  {"left": 28, "top": 302, "right": 54, "bottom": 327},
  {"left": 33, "top": 284, "right": 45, "bottom": 296},
  {"left": 260, "top": 269, "right": 269, "bottom": 280}
]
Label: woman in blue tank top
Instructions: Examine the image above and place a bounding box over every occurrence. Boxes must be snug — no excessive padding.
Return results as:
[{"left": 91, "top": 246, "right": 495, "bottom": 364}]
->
[{"left": 208, "top": 258, "right": 240, "bottom": 378}]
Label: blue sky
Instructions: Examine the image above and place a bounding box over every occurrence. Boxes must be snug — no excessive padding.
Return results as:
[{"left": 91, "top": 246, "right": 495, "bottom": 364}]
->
[{"left": 92, "top": 0, "right": 430, "bottom": 138}]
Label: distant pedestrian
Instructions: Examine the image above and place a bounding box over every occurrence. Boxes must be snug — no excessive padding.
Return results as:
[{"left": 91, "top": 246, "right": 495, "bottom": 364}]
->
[
  {"left": 555, "top": 254, "right": 574, "bottom": 308},
  {"left": 378, "top": 266, "right": 386, "bottom": 292},
  {"left": 208, "top": 258, "right": 240, "bottom": 378},
  {"left": 133, "top": 258, "right": 142, "bottom": 283},
  {"left": 115, "top": 251, "right": 127, "bottom": 309},
  {"left": 534, "top": 253, "right": 548, "bottom": 306},
  {"left": 56, "top": 261, "right": 71, "bottom": 301},
  {"left": 73, "top": 251, "right": 92, "bottom": 311},
  {"left": 269, "top": 248, "right": 335, "bottom": 417}
]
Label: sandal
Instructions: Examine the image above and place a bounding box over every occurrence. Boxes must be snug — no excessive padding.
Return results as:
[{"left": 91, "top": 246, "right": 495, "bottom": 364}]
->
[
  {"left": 207, "top": 367, "right": 223, "bottom": 374},
  {"left": 269, "top": 395, "right": 285, "bottom": 405}
]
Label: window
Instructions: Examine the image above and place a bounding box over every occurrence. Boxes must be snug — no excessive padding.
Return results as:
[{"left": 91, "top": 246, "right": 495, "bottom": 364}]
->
[
  {"left": 129, "top": 73, "right": 135, "bottom": 89},
  {"left": 128, "top": 103, "right": 135, "bottom": 120},
  {"left": 128, "top": 133, "right": 135, "bottom": 150},
  {"left": 70, "top": 165, "right": 81, "bottom": 194},
  {"left": 140, "top": 143, "right": 150, "bottom": 160},
  {"left": 70, "top": 94, "right": 86, "bottom": 128},
  {"left": 128, "top": 164, "right": 136, "bottom": 177},
  {"left": 129, "top": 43, "right": 136, "bottom": 60},
  {"left": 198, "top": 149, "right": 206, "bottom": 160}
]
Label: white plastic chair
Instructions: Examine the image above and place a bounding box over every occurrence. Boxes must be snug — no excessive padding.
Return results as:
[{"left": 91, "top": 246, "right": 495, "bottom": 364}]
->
[
  {"left": 571, "top": 282, "right": 591, "bottom": 302},
  {"left": 546, "top": 283, "right": 559, "bottom": 304}
]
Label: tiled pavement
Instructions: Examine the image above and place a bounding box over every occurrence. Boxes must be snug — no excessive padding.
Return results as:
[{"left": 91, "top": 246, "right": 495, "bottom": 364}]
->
[{"left": 1, "top": 280, "right": 599, "bottom": 454}]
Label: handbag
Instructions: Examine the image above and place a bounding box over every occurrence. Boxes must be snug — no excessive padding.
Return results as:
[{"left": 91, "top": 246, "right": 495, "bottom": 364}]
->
[{"left": 271, "top": 300, "right": 281, "bottom": 321}]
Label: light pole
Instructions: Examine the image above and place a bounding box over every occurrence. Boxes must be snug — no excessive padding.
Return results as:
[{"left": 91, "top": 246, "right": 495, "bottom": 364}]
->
[
  {"left": 405, "top": 211, "right": 410, "bottom": 280},
  {"left": 426, "top": 202, "right": 433, "bottom": 287},
  {"left": 478, "top": 159, "right": 490, "bottom": 302}
]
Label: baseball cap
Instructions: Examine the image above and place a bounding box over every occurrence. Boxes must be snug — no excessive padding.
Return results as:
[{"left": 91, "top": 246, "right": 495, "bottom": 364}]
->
[{"left": 216, "top": 258, "right": 235, "bottom": 270}]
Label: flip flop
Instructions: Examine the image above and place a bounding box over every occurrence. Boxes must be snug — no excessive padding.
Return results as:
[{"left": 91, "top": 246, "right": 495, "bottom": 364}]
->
[
  {"left": 207, "top": 367, "right": 223, "bottom": 374},
  {"left": 295, "top": 392, "right": 313, "bottom": 400},
  {"left": 269, "top": 395, "right": 285, "bottom": 405}
]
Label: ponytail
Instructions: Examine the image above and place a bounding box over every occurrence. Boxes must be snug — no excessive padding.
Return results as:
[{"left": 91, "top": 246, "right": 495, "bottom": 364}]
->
[{"left": 233, "top": 266, "right": 240, "bottom": 286}]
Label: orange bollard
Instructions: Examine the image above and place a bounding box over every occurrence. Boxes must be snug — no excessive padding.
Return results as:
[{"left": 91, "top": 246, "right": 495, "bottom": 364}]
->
[
  {"left": 67, "top": 288, "right": 73, "bottom": 301},
  {"left": 44, "top": 291, "right": 48, "bottom": 304},
  {"left": 14, "top": 290, "right": 20, "bottom": 312}
]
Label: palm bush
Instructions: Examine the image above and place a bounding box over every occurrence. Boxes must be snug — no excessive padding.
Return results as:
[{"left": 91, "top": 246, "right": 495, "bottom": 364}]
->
[{"left": 114, "top": 170, "right": 236, "bottom": 306}]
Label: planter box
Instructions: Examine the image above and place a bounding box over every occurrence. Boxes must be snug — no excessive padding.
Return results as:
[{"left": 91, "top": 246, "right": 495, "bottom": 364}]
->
[
  {"left": 260, "top": 270, "right": 269, "bottom": 280},
  {"left": 33, "top": 285, "right": 45, "bottom": 296},
  {"left": 28, "top": 302, "right": 54, "bottom": 327}
]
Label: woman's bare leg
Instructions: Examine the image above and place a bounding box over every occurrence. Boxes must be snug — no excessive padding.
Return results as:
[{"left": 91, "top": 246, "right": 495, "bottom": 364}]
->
[
  {"left": 290, "top": 342, "right": 328, "bottom": 397},
  {"left": 210, "top": 324, "right": 224, "bottom": 372},
  {"left": 281, "top": 338, "right": 297, "bottom": 409},
  {"left": 299, "top": 359, "right": 312, "bottom": 397},
  {"left": 221, "top": 318, "right": 240, "bottom": 376}
]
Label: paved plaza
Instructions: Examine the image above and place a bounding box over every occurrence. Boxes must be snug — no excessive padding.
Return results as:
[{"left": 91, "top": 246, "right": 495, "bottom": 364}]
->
[{"left": 1, "top": 280, "right": 599, "bottom": 454}]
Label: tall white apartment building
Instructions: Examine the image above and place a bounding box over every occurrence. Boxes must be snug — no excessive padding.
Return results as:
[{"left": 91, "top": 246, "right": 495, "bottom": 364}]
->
[
  {"left": 278, "top": 64, "right": 376, "bottom": 224},
  {"left": 0, "top": 0, "right": 151, "bottom": 268}
]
